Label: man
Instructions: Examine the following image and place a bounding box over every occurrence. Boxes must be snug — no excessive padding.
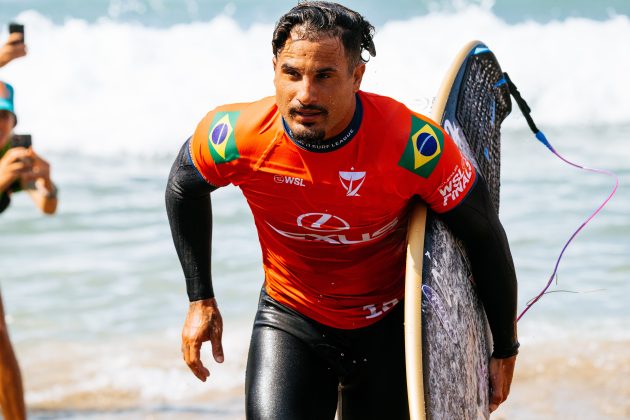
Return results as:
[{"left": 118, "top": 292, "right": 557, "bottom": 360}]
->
[
  {"left": 166, "top": 2, "right": 518, "bottom": 419},
  {"left": 1, "top": 31, "right": 55, "bottom": 419},
  {"left": 0, "top": 28, "right": 33, "bottom": 420},
  {"left": 0, "top": 81, "right": 58, "bottom": 215}
]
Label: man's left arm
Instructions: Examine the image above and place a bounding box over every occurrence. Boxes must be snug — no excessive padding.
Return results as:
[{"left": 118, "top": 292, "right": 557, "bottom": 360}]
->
[{"left": 438, "top": 175, "right": 518, "bottom": 412}]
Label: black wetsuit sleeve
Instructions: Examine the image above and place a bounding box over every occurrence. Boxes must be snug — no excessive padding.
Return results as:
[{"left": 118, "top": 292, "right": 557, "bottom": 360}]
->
[
  {"left": 165, "top": 139, "right": 218, "bottom": 301},
  {"left": 439, "top": 176, "right": 520, "bottom": 358}
]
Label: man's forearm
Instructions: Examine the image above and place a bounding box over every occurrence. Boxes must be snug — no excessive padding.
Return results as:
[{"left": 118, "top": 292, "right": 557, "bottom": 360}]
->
[
  {"left": 439, "top": 176, "right": 519, "bottom": 357},
  {"left": 165, "top": 140, "right": 217, "bottom": 301}
]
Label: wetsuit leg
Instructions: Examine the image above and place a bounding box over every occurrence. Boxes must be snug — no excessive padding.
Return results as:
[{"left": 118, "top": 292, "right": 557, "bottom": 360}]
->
[
  {"left": 245, "top": 291, "right": 409, "bottom": 420},
  {"left": 337, "top": 303, "right": 409, "bottom": 420},
  {"left": 245, "top": 323, "right": 338, "bottom": 420}
]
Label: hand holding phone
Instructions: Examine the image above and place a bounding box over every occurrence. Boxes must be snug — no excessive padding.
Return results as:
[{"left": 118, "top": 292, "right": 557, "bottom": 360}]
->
[
  {"left": 8, "top": 22, "right": 25, "bottom": 45},
  {"left": 1, "top": 22, "right": 26, "bottom": 67}
]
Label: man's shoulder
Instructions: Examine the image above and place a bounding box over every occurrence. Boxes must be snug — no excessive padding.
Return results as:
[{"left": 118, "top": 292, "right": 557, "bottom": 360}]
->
[
  {"left": 358, "top": 90, "right": 406, "bottom": 110},
  {"left": 195, "top": 96, "right": 279, "bottom": 143},
  {"left": 359, "top": 91, "right": 435, "bottom": 123},
  {"left": 211, "top": 96, "right": 276, "bottom": 114},
  {"left": 202, "top": 96, "right": 278, "bottom": 128},
  {"left": 191, "top": 96, "right": 280, "bottom": 167}
]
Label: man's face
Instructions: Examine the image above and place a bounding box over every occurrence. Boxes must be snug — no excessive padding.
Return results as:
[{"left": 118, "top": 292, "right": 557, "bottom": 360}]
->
[
  {"left": 0, "top": 110, "right": 15, "bottom": 149},
  {"left": 273, "top": 33, "right": 365, "bottom": 143}
]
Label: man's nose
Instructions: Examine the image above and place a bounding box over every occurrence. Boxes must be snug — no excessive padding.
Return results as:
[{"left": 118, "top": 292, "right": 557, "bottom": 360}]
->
[{"left": 295, "top": 77, "right": 317, "bottom": 105}]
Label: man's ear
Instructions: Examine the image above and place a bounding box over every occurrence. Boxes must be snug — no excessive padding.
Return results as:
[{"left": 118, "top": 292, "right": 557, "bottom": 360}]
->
[{"left": 353, "top": 63, "right": 366, "bottom": 92}]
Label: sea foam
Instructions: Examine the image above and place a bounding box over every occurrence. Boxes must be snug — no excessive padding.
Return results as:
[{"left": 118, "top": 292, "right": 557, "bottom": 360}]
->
[{"left": 2, "top": 8, "right": 628, "bottom": 156}]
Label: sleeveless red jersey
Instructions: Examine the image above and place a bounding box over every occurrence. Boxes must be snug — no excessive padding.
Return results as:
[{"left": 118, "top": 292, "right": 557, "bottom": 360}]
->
[{"left": 190, "top": 91, "right": 476, "bottom": 329}]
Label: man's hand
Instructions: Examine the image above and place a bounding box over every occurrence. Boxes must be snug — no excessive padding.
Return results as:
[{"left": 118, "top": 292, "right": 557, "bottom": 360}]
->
[
  {"left": 0, "top": 33, "right": 27, "bottom": 68},
  {"left": 22, "top": 149, "right": 51, "bottom": 185},
  {"left": 181, "top": 297, "right": 224, "bottom": 382},
  {"left": 488, "top": 355, "right": 516, "bottom": 412},
  {"left": 0, "top": 147, "right": 31, "bottom": 192}
]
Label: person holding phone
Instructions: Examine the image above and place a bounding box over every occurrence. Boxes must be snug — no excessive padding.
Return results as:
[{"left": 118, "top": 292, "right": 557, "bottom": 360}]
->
[
  {"left": 0, "top": 80, "right": 57, "bottom": 214},
  {"left": 0, "top": 23, "right": 27, "bottom": 68},
  {"left": 1, "top": 24, "right": 53, "bottom": 420}
]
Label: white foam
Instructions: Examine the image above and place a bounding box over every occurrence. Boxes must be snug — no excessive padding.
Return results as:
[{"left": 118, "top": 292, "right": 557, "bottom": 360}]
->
[
  {"left": 23, "top": 329, "right": 250, "bottom": 407},
  {"left": 2, "top": 8, "right": 629, "bottom": 156}
]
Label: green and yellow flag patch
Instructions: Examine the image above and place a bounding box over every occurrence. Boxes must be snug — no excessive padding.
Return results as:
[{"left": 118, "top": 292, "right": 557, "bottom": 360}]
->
[
  {"left": 398, "top": 116, "right": 444, "bottom": 178},
  {"left": 207, "top": 111, "right": 240, "bottom": 164}
]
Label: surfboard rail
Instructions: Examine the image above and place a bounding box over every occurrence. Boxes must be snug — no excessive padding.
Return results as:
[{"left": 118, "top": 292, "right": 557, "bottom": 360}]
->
[{"left": 404, "top": 203, "right": 427, "bottom": 420}]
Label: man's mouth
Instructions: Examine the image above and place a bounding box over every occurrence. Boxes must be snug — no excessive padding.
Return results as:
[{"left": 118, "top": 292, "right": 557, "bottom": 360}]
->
[{"left": 289, "top": 105, "right": 327, "bottom": 124}]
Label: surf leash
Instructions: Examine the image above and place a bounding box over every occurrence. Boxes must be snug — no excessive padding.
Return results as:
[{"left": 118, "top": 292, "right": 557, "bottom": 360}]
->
[{"left": 502, "top": 73, "right": 619, "bottom": 322}]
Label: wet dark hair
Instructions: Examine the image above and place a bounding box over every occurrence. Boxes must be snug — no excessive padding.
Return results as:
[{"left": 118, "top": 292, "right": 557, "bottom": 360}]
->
[{"left": 272, "top": 1, "right": 376, "bottom": 69}]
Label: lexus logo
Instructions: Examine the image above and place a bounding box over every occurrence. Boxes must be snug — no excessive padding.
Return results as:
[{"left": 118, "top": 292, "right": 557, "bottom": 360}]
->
[{"left": 296, "top": 213, "right": 350, "bottom": 232}]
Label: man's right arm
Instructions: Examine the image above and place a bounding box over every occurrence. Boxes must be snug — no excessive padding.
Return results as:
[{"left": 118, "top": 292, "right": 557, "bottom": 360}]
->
[
  {"left": 165, "top": 139, "right": 225, "bottom": 381},
  {"left": 165, "top": 138, "right": 217, "bottom": 301}
]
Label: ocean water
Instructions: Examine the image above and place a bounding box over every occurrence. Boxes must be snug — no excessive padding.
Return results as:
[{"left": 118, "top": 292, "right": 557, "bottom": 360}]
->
[{"left": 0, "top": 1, "right": 628, "bottom": 419}]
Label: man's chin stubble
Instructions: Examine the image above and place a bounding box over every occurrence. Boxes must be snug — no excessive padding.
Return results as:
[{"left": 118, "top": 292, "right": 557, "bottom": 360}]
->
[{"left": 292, "top": 127, "right": 326, "bottom": 144}]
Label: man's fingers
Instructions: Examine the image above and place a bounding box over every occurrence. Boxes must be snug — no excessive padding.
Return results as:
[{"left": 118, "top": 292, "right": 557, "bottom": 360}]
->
[
  {"left": 4, "top": 147, "right": 30, "bottom": 161},
  {"left": 488, "top": 355, "right": 516, "bottom": 413},
  {"left": 212, "top": 339, "right": 224, "bottom": 363},
  {"left": 489, "top": 385, "right": 504, "bottom": 413},
  {"left": 184, "top": 340, "right": 210, "bottom": 381},
  {"left": 180, "top": 298, "right": 223, "bottom": 381}
]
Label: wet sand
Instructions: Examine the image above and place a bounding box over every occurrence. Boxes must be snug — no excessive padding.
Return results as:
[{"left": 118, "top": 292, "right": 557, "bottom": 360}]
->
[
  {"left": 24, "top": 338, "right": 630, "bottom": 419},
  {"left": 494, "top": 340, "right": 630, "bottom": 419}
]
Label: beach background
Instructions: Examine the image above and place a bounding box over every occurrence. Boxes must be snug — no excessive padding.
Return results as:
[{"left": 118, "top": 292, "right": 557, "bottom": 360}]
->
[{"left": 0, "top": 0, "right": 628, "bottom": 418}]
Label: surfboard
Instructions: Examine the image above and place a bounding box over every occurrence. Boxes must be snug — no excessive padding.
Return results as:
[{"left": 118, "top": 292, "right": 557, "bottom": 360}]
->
[{"left": 404, "top": 40, "right": 512, "bottom": 420}]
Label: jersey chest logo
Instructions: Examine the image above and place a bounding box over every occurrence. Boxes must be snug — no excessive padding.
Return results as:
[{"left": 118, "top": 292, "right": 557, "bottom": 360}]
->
[{"left": 339, "top": 169, "right": 366, "bottom": 196}]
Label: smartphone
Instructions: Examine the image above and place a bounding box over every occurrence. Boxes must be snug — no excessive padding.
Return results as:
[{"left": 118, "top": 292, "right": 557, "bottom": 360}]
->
[
  {"left": 8, "top": 22, "right": 25, "bottom": 43},
  {"left": 11, "top": 134, "right": 32, "bottom": 148},
  {"left": 9, "top": 134, "right": 33, "bottom": 191}
]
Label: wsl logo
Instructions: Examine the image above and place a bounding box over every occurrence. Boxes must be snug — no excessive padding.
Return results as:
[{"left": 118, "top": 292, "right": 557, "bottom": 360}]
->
[
  {"left": 207, "top": 111, "right": 240, "bottom": 164},
  {"left": 398, "top": 117, "right": 444, "bottom": 178},
  {"left": 339, "top": 170, "right": 366, "bottom": 196}
]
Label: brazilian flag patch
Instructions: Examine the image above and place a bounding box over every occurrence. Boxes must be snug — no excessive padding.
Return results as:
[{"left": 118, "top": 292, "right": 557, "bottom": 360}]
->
[
  {"left": 398, "top": 116, "right": 444, "bottom": 178},
  {"left": 207, "top": 111, "right": 240, "bottom": 164}
]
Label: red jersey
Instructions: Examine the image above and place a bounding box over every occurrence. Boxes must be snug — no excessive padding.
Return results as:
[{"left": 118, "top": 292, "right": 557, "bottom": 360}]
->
[{"left": 190, "top": 91, "right": 476, "bottom": 329}]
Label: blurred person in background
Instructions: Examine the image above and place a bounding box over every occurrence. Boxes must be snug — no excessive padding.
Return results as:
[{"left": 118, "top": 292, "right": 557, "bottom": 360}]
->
[
  {"left": 0, "top": 80, "right": 57, "bottom": 215},
  {"left": 0, "top": 28, "right": 56, "bottom": 420}
]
